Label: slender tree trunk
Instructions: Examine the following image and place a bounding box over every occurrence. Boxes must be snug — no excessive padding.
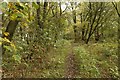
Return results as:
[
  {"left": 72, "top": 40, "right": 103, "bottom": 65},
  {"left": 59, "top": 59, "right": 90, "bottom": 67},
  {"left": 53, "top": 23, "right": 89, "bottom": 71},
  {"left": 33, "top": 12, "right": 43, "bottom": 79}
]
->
[
  {"left": 80, "top": 13, "right": 85, "bottom": 41},
  {"left": 73, "top": 25, "right": 77, "bottom": 42},
  {"left": 59, "top": 2, "right": 62, "bottom": 16},
  {"left": 71, "top": 3, "right": 77, "bottom": 42},
  {"left": 54, "top": 3, "right": 58, "bottom": 43},
  {"left": 20, "top": 27, "right": 23, "bottom": 40},
  {"left": 37, "top": 2, "right": 42, "bottom": 29},
  {"left": 112, "top": 2, "right": 120, "bottom": 17},
  {"left": 85, "top": 2, "right": 93, "bottom": 44},
  {"left": 73, "top": 15, "right": 78, "bottom": 42},
  {"left": 82, "top": 26, "right": 85, "bottom": 41},
  {"left": 117, "top": 8, "right": 120, "bottom": 75},
  {"left": 43, "top": 2, "right": 48, "bottom": 22},
  {"left": 95, "top": 28, "right": 100, "bottom": 42}
]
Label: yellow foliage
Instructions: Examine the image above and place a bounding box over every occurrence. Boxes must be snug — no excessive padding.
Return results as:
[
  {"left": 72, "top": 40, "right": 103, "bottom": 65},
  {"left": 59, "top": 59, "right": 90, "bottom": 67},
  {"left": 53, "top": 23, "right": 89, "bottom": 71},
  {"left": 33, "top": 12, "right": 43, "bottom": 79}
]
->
[
  {"left": 3, "top": 37, "right": 17, "bottom": 52},
  {"left": 8, "top": 3, "right": 13, "bottom": 8},
  {"left": 0, "top": 42, "right": 2, "bottom": 45},
  {"left": 23, "top": 22, "right": 28, "bottom": 27},
  {"left": 74, "top": 22, "right": 81, "bottom": 26},
  {"left": 65, "top": 26, "right": 73, "bottom": 34},
  {"left": 4, "top": 37, "right": 10, "bottom": 43},
  {"left": 10, "top": 43, "right": 16, "bottom": 52},
  {"left": 4, "top": 32, "right": 9, "bottom": 36}
]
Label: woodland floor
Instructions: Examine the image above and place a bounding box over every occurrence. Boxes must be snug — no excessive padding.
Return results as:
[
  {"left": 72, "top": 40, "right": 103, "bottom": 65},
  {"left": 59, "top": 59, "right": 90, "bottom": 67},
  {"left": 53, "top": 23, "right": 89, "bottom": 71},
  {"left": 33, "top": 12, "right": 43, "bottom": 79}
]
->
[{"left": 2, "top": 40, "right": 118, "bottom": 78}]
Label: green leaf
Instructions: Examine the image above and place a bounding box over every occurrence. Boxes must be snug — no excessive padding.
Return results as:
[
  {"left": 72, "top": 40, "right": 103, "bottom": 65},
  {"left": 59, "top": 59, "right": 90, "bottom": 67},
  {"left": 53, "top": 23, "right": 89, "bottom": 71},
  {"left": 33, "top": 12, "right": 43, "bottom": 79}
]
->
[
  {"left": 4, "top": 45, "right": 13, "bottom": 52},
  {"left": 10, "top": 14, "right": 17, "bottom": 20},
  {"left": 16, "top": 12, "right": 24, "bottom": 18},
  {"left": 0, "top": 2, "right": 7, "bottom": 10},
  {"left": 32, "top": 2, "right": 39, "bottom": 9},
  {"left": 12, "top": 54, "right": 21, "bottom": 63}
]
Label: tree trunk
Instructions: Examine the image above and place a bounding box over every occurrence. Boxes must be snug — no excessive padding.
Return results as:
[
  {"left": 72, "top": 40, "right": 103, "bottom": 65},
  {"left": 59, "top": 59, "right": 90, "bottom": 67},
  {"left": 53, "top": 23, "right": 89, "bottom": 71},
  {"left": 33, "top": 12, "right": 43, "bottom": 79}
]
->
[
  {"left": 37, "top": 2, "right": 42, "bottom": 29},
  {"left": 73, "top": 25, "right": 78, "bottom": 42},
  {"left": 43, "top": 2, "right": 48, "bottom": 21},
  {"left": 3, "top": 20, "right": 19, "bottom": 41},
  {"left": 72, "top": 4, "right": 77, "bottom": 42},
  {"left": 95, "top": 28, "right": 100, "bottom": 42},
  {"left": 82, "top": 25, "right": 85, "bottom": 41},
  {"left": 2, "top": 20, "right": 19, "bottom": 54},
  {"left": 112, "top": 2, "right": 120, "bottom": 17}
]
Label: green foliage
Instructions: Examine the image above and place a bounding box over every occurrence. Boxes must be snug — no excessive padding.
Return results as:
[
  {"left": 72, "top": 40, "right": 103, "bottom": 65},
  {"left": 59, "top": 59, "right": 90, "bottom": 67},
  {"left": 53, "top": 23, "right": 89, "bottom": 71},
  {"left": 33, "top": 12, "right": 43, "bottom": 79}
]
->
[
  {"left": 12, "top": 54, "right": 21, "bottom": 63},
  {"left": 32, "top": 2, "right": 39, "bottom": 9},
  {"left": 54, "top": 39, "right": 71, "bottom": 54},
  {"left": 4, "top": 45, "right": 13, "bottom": 52},
  {"left": 110, "top": 66, "right": 119, "bottom": 78},
  {"left": 0, "top": 2, "right": 8, "bottom": 12},
  {"left": 86, "top": 43, "right": 118, "bottom": 78},
  {"left": 73, "top": 46, "right": 100, "bottom": 78}
]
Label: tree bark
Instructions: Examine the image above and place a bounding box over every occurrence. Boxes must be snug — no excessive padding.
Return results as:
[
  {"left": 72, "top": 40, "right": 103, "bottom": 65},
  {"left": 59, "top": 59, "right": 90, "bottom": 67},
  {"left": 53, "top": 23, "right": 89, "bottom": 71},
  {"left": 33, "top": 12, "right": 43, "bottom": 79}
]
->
[
  {"left": 2, "top": 20, "right": 19, "bottom": 54},
  {"left": 3, "top": 20, "right": 19, "bottom": 41}
]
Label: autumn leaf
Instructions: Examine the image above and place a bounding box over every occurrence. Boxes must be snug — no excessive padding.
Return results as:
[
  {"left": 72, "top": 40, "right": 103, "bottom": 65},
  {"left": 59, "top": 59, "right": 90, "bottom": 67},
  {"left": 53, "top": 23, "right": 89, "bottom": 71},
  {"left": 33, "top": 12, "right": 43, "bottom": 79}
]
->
[
  {"left": 4, "top": 37, "right": 10, "bottom": 43},
  {"left": 4, "top": 32, "right": 9, "bottom": 36}
]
